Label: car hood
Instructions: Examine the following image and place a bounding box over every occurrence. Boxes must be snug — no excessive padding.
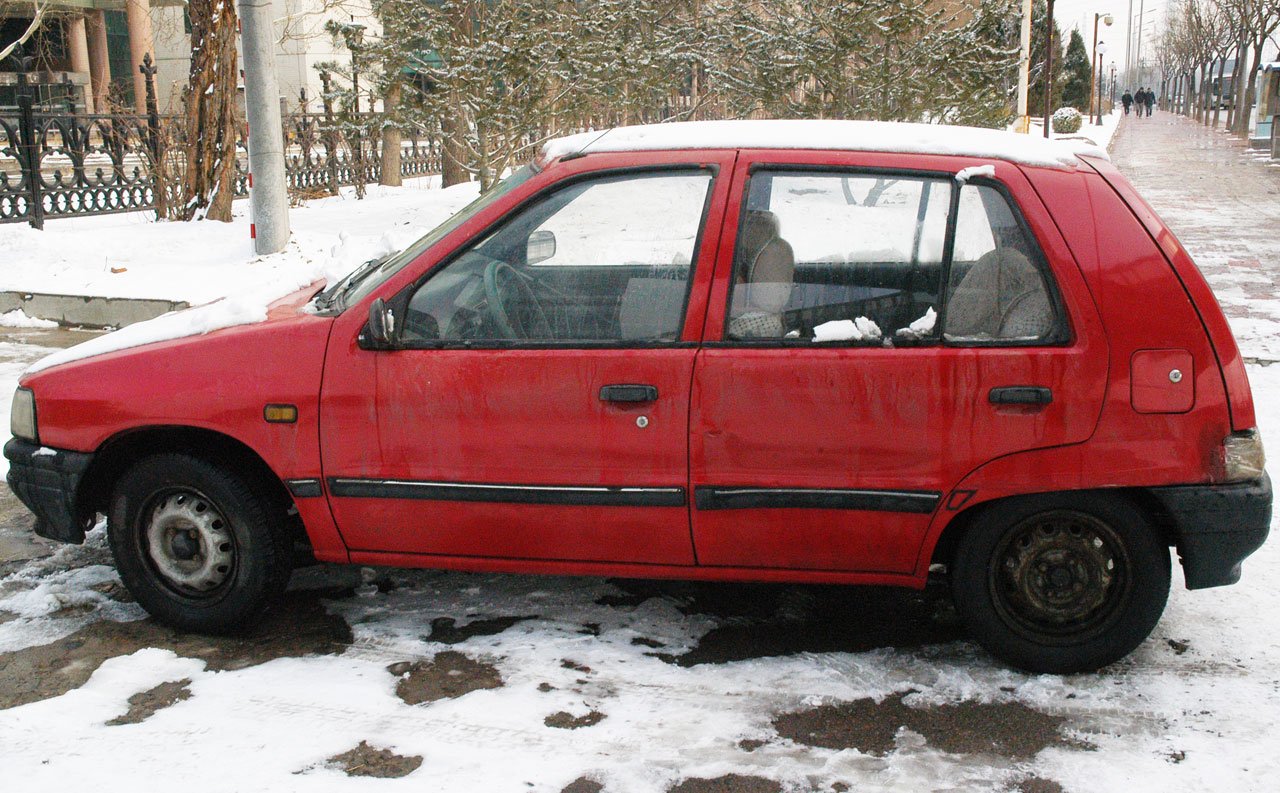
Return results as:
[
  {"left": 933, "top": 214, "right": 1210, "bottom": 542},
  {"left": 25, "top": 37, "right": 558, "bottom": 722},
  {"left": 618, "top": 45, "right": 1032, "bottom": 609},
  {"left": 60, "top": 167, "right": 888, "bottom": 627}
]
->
[{"left": 21, "top": 280, "right": 330, "bottom": 380}]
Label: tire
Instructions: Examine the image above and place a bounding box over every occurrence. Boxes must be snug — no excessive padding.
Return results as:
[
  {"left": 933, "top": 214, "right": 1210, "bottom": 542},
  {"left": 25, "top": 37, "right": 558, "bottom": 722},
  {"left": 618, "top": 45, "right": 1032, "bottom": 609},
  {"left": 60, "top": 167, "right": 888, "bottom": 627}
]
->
[
  {"left": 951, "top": 494, "right": 1170, "bottom": 674},
  {"left": 108, "top": 453, "right": 291, "bottom": 633}
]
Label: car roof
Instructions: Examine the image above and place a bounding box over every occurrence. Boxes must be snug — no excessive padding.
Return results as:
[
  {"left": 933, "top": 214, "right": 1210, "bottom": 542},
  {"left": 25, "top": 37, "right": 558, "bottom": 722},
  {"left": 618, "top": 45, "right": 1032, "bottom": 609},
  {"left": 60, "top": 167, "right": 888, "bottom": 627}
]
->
[{"left": 540, "top": 119, "right": 1107, "bottom": 171}]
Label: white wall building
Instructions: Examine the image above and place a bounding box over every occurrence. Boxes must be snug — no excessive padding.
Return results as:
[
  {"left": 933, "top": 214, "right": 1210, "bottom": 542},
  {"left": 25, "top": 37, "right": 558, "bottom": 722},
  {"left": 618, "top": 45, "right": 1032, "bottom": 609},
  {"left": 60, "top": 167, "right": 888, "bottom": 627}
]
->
[{"left": 151, "top": 0, "right": 382, "bottom": 114}]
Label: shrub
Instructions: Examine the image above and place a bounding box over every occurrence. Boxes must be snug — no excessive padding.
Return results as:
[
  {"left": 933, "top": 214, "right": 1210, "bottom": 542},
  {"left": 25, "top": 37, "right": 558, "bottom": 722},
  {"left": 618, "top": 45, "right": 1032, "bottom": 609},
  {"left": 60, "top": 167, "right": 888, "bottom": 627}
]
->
[{"left": 1052, "top": 107, "right": 1083, "bottom": 134}]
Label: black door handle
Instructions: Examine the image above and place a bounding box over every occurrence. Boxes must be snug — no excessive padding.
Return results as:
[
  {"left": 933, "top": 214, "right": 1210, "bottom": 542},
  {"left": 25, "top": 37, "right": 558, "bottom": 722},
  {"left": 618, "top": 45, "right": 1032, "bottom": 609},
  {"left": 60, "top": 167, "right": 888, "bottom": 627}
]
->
[
  {"left": 600, "top": 384, "right": 658, "bottom": 403},
  {"left": 989, "top": 386, "right": 1053, "bottom": 405}
]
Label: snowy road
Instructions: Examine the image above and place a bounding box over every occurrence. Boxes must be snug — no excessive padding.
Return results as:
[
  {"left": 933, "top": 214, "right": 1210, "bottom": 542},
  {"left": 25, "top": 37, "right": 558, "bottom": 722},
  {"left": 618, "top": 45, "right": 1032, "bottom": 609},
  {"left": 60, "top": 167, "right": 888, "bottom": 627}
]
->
[{"left": 1, "top": 116, "right": 1279, "bottom": 792}]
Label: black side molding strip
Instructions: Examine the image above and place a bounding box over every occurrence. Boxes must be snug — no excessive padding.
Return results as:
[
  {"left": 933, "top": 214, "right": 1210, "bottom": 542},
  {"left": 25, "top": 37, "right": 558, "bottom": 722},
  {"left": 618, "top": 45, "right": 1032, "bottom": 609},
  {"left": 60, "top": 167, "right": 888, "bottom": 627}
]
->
[
  {"left": 328, "top": 478, "right": 686, "bottom": 507},
  {"left": 695, "top": 486, "right": 940, "bottom": 514},
  {"left": 285, "top": 479, "right": 323, "bottom": 498}
]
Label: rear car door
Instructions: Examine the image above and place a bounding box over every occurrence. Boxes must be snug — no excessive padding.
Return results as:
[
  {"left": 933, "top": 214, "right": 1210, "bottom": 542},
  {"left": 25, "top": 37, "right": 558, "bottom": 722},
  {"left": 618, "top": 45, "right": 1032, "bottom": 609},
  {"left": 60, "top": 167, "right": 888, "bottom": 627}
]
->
[
  {"left": 690, "top": 151, "right": 1108, "bottom": 574},
  {"left": 321, "top": 154, "right": 735, "bottom": 564}
]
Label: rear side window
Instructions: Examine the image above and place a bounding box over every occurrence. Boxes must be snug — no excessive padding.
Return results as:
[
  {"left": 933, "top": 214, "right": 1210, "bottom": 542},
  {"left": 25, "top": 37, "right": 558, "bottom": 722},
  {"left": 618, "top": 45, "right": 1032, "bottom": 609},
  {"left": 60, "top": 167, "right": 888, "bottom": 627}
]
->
[
  {"left": 725, "top": 169, "right": 1064, "bottom": 346},
  {"left": 726, "top": 171, "right": 952, "bottom": 342},
  {"left": 942, "top": 183, "right": 1061, "bottom": 343}
]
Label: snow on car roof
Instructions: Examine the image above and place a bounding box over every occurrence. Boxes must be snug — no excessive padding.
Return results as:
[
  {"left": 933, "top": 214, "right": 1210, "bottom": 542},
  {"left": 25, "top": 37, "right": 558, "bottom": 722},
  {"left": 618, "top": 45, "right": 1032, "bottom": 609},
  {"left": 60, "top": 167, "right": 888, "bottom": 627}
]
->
[{"left": 541, "top": 119, "right": 1108, "bottom": 170}]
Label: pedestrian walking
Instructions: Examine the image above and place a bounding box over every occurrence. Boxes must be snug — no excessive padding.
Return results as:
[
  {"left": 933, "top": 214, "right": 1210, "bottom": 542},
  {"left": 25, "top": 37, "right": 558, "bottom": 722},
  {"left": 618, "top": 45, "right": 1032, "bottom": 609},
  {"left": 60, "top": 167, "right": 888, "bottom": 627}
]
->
[
  {"left": 1143, "top": 90, "right": 1155, "bottom": 117},
  {"left": 1135, "top": 88, "right": 1148, "bottom": 118},
  {"left": 1122, "top": 90, "right": 1133, "bottom": 114}
]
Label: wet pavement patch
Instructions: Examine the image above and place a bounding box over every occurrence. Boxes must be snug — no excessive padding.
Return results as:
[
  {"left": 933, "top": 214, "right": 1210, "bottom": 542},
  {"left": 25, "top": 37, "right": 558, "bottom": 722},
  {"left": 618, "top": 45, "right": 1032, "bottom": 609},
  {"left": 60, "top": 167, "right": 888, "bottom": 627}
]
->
[
  {"left": 652, "top": 585, "right": 962, "bottom": 666},
  {"left": 667, "top": 774, "right": 782, "bottom": 793},
  {"left": 388, "top": 650, "right": 503, "bottom": 705},
  {"left": 106, "top": 678, "right": 192, "bottom": 725},
  {"left": 0, "top": 590, "right": 353, "bottom": 710},
  {"left": 772, "top": 691, "right": 1071, "bottom": 758},
  {"left": 325, "top": 740, "right": 423, "bottom": 778},
  {"left": 424, "top": 614, "right": 534, "bottom": 644},
  {"left": 544, "top": 710, "right": 605, "bottom": 729}
]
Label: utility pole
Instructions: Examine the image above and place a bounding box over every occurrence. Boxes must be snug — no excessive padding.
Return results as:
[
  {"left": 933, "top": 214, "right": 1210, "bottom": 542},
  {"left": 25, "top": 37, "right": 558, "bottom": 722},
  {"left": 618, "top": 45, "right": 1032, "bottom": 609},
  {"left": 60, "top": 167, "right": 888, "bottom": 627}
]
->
[
  {"left": 238, "top": 0, "right": 290, "bottom": 254},
  {"left": 1043, "top": 0, "right": 1056, "bottom": 137}
]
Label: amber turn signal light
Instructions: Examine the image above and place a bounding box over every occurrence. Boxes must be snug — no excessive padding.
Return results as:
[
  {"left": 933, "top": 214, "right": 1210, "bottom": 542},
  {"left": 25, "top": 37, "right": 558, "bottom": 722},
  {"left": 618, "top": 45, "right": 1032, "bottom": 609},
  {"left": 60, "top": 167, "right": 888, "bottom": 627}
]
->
[{"left": 263, "top": 404, "right": 298, "bottom": 423}]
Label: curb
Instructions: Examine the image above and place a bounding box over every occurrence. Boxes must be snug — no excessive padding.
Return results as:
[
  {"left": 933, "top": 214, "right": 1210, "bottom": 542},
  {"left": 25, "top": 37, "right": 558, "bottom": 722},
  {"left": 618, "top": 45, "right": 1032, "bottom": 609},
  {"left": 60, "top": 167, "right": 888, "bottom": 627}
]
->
[{"left": 0, "top": 292, "right": 188, "bottom": 329}]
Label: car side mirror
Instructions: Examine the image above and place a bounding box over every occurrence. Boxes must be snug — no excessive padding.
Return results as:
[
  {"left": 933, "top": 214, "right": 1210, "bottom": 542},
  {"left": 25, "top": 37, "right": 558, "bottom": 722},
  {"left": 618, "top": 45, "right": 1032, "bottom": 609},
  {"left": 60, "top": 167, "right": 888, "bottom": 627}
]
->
[
  {"left": 526, "top": 229, "right": 556, "bottom": 264},
  {"left": 366, "top": 297, "right": 399, "bottom": 348}
]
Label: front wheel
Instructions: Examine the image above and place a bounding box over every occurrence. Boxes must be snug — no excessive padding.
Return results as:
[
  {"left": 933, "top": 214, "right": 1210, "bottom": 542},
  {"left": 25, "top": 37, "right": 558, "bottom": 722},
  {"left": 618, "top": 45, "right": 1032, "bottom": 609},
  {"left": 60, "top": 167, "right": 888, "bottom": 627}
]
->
[
  {"left": 108, "top": 454, "right": 291, "bottom": 633},
  {"left": 951, "top": 495, "right": 1171, "bottom": 674}
]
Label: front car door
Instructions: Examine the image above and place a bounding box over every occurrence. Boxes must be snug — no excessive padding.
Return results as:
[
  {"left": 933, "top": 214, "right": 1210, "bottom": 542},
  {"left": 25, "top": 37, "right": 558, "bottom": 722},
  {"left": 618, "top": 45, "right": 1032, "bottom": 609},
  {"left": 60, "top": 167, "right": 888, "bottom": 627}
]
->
[
  {"left": 321, "top": 152, "right": 735, "bottom": 565},
  {"left": 690, "top": 151, "right": 1108, "bottom": 576}
]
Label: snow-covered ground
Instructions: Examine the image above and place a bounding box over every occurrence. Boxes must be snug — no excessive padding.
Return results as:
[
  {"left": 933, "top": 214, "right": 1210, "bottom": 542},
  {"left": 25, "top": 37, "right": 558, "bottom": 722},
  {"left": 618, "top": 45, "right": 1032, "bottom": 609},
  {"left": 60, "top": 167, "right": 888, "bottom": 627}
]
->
[{"left": 0, "top": 176, "right": 479, "bottom": 305}]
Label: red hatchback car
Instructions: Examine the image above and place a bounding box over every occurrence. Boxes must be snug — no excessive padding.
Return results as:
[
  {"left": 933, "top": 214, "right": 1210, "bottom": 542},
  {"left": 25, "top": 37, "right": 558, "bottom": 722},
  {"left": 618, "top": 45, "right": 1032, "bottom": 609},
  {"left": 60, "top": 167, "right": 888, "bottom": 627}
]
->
[{"left": 6, "top": 120, "right": 1271, "bottom": 673}]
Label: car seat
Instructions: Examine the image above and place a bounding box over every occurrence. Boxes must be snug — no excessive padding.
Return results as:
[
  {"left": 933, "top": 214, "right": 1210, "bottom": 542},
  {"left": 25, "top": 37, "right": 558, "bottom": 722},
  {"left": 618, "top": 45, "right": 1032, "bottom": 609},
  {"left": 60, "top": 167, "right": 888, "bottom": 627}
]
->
[
  {"left": 727, "top": 210, "right": 796, "bottom": 339},
  {"left": 944, "top": 247, "right": 1053, "bottom": 339}
]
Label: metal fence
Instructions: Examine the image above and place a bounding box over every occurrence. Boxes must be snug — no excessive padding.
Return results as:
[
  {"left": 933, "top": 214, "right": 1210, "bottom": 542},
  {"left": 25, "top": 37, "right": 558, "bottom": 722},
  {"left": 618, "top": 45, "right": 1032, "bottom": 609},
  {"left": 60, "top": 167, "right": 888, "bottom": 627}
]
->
[{"left": 1, "top": 66, "right": 442, "bottom": 228}]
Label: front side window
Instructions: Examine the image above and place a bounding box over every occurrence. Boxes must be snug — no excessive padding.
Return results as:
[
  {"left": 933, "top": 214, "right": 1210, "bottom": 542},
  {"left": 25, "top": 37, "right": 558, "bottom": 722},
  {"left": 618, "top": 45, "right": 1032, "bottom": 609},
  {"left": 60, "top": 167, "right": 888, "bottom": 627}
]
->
[
  {"left": 726, "top": 171, "right": 952, "bottom": 343},
  {"left": 403, "top": 169, "right": 713, "bottom": 344}
]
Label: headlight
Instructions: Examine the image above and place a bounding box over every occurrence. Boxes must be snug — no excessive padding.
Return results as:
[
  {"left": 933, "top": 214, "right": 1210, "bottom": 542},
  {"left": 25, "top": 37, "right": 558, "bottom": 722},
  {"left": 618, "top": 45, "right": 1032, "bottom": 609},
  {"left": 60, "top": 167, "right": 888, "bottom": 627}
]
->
[
  {"left": 11, "top": 387, "right": 37, "bottom": 443},
  {"left": 1223, "top": 429, "right": 1265, "bottom": 482}
]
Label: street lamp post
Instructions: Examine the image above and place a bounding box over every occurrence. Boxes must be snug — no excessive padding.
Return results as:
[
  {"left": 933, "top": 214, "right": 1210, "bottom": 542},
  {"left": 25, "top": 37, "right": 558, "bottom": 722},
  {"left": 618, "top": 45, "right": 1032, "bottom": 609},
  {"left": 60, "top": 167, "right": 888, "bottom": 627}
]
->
[
  {"left": 1090, "top": 13, "right": 1113, "bottom": 126},
  {"left": 1093, "top": 41, "right": 1110, "bottom": 124}
]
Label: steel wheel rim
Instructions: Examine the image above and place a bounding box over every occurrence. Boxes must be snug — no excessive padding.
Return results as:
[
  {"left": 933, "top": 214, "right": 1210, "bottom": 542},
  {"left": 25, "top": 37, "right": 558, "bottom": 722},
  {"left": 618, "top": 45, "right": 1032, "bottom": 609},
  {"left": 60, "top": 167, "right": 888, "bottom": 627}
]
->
[
  {"left": 140, "top": 488, "right": 237, "bottom": 598},
  {"left": 987, "top": 509, "right": 1132, "bottom": 645}
]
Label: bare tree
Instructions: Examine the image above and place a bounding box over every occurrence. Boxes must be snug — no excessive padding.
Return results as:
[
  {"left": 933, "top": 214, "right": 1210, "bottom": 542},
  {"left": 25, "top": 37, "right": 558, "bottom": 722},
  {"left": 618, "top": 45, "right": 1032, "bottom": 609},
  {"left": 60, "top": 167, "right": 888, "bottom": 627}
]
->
[
  {"left": 0, "top": 1, "right": 47, "bottom": 64},
  {"left": 175, "top": 0, "right": 239, "bottom": 222}
]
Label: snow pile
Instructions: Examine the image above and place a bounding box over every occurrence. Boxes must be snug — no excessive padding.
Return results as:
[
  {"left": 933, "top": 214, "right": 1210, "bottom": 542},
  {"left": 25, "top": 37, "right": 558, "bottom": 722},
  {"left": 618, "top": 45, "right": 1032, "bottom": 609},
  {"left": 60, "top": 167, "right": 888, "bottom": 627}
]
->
[
  {"left": 813, "top": 316, "right": 882, "bottom": 342},
  {"left": 0, "top": 176, "right": 479, "bottom": 306},
  {"left": 543, "top": 119, "right": 1109, "bottom": 169},
  {"left": 955, "top": 164, "right": 996, "bottom": 183},
  {"left": 0, "top": 310, "right": 57, "bottom": 329},
  {"left": 896, "top": 306, "right": 938, "bottom": 339}
]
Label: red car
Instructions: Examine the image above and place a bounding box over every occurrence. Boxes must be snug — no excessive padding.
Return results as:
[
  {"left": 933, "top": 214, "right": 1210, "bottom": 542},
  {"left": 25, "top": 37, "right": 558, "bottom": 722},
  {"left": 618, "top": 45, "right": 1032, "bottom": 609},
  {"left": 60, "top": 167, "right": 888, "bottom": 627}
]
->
[{"left": 6, "top": 120, "right": 1270, "bottom": 673}]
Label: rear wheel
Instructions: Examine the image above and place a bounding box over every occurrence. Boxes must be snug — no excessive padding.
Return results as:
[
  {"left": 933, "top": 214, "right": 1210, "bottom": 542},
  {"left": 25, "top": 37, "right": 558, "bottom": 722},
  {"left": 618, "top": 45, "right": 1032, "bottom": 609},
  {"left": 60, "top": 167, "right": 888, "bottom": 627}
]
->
[
  {"left": 108, "top": 454, "right": 291, "bottom": 633},
  {"left": 951, "top": 495, "right": 1170, "bottom": 673}
]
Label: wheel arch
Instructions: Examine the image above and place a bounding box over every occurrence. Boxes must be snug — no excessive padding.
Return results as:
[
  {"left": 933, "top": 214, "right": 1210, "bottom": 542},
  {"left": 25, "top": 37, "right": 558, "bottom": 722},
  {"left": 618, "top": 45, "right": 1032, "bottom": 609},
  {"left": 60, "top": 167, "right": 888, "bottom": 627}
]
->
[
  {"left": 78, "top": 425, "right": 310, "bottom": 555},
  {"left": 927, "top": 487, "right": 1176, "bottom": 572}
]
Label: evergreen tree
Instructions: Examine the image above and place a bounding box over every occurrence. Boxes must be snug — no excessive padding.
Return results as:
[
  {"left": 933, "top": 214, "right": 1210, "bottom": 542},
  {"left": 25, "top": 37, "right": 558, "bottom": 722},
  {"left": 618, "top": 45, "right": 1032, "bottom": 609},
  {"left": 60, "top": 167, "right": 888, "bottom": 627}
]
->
[
  {"left": 1027, "top": 0, "right": 1065, "bottom": 116},
  {"left": 1060, "top": 29, "right": 1092, "bottom": 111}
]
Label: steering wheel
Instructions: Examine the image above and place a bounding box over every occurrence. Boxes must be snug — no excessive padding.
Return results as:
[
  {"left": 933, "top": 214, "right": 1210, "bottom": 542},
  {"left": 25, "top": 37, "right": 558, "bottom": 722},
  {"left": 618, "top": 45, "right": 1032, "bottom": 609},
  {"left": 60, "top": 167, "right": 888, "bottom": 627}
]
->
[{"left": 483, "top": 261, "right": 553, "bottom": 340}]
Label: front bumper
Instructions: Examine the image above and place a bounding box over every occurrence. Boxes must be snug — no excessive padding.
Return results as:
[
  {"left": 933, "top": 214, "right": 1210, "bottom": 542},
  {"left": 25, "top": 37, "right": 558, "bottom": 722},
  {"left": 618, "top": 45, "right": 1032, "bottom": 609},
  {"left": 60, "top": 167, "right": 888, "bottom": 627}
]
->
[
  {"left": 1149, "top": 473, "right": 1272, "bottom": 589},
  {"left": 4, "top": 437, "right": 95, "bottom": 544}
]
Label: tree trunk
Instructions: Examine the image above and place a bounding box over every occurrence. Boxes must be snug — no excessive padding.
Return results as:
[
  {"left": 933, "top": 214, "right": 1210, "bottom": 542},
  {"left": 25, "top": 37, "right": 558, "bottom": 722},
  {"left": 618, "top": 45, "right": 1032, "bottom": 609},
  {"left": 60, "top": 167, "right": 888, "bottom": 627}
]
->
[
  {"left": 1232, "top": 40, "right": 1250, "bottom": 135},
  {"left": 1239, "top": 40, "right": 1265, "bottom": 139},
  {"left": 440, "top": 104, "right": 469, "bottom": 188},
  {"left": 1213, "top": 56, "right": 1226, "bottom": 128},
  {"left": 379, "top": 79, "right": 402, "bottom": 187},
  {"left": 178, "top": 0, "right": 238, "bottom": 222}
]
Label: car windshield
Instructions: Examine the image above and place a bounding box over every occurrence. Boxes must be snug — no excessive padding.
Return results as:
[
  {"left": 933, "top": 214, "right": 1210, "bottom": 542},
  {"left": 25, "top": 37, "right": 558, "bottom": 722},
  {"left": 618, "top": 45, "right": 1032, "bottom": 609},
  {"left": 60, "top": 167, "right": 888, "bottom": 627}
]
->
[{"left": 321, "top": 165, "right": 539, "bottom": 310}]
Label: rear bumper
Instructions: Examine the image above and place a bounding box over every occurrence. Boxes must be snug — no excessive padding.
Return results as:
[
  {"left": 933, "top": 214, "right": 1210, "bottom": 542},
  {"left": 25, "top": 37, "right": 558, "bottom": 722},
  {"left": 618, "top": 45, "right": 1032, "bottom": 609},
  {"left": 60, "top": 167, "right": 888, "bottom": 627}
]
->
[
  {"left": 4, "top": 437, "right": 95, "bottom": 544},
  {"left": 1149, "top": 474, "right": 1272, "bottom": 589}
]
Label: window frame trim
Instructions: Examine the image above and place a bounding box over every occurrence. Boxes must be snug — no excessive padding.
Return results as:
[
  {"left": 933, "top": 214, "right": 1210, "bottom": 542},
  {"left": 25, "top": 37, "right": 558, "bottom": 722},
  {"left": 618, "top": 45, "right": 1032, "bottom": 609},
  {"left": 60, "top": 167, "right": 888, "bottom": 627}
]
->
[
  {"left": 716, "top": 164, "right": 1073, "bottom": 349},
  {"left": 382, "top": 163, "right": 720, "bottom": 351}
]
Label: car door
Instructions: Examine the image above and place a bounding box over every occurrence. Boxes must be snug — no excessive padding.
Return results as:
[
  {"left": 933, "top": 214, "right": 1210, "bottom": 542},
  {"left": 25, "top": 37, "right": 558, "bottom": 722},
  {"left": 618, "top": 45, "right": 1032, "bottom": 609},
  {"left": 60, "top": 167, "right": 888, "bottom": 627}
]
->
[
  {"left": 320, "top": 153, "right": 735, "bottom": 565},
  {"left": 689, "top": 151, "right": 1108, "bottom": 574}
]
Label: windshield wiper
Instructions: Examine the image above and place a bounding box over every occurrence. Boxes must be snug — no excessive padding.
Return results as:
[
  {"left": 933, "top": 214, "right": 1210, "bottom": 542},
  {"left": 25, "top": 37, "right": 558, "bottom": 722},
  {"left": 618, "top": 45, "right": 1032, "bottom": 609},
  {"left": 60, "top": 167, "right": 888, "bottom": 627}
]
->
[{"left": 315, "top": 253, "right": 394, "bottom": 310}]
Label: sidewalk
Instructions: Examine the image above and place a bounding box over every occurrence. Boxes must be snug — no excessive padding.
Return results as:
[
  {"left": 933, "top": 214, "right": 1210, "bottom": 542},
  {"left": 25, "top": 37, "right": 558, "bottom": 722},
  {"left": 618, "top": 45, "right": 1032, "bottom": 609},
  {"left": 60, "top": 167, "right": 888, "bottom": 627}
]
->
[{"left": 1109, "top": 111, "right": 1280, "bottom": 361}]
